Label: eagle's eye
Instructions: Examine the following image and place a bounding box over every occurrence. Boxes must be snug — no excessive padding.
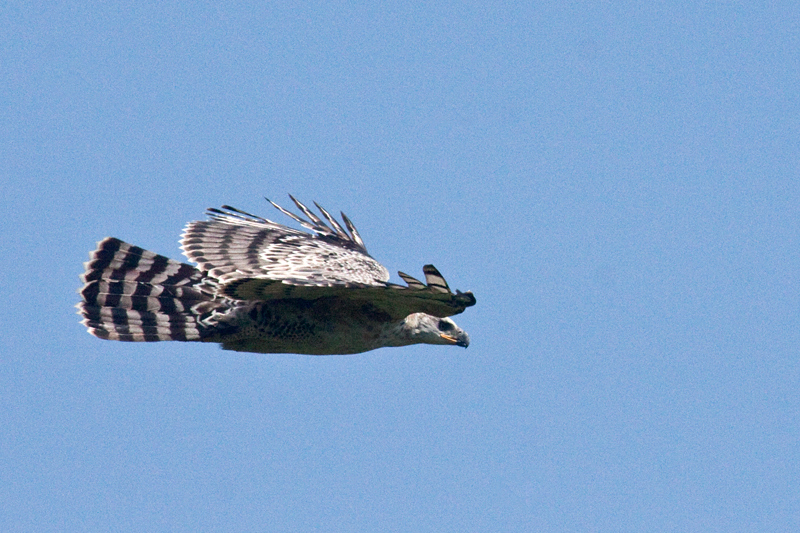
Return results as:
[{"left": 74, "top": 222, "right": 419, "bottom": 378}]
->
[{"left": 438, "top": 319, "right": 454, "bottom": 332}]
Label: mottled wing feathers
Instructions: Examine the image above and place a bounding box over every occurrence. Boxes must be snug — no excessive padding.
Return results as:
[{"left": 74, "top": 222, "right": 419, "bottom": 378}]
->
[
  {"left": 178, "top": 197, "right": 475, "bottom": 319},
  {"left": 181, "top": 199, "right": 390, "bottom": 289}
]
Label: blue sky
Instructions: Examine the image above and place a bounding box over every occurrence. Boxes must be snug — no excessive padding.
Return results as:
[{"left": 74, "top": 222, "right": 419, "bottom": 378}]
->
[{"left": 2, "top": 1, "right": 799, "bottom": 531}]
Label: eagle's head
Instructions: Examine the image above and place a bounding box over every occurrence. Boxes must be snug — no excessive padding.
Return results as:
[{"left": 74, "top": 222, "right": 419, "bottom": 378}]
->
[{"left": 401, "top": 313, "right": 470, "bottom": 348}]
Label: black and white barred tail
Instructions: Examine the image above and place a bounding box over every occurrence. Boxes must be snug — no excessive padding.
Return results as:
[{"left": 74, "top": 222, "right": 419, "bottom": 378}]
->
[{"left": 77, "top": 238, "right": 215, "bottom": 342}]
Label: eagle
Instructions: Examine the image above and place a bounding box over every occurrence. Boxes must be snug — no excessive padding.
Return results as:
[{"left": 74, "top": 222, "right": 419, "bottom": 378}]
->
[{"left": 77, "top": 196, "right": 476, "bottom": 355}]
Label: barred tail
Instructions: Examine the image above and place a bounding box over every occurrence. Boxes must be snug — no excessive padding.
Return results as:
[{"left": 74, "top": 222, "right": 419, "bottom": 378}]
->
[{"left": 77, "top": 237, "right": 213, "bottom": 342}]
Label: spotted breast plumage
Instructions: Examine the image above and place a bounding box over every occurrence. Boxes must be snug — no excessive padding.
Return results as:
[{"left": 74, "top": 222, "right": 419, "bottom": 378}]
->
[{"left": 77, "top": 196, "right": 476, "bottom": 355}]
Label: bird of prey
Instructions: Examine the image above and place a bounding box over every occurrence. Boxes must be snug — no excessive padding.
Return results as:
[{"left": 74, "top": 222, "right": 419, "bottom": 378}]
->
[{"left": 77, "top": 196, "right": 476, "bottom": 355}]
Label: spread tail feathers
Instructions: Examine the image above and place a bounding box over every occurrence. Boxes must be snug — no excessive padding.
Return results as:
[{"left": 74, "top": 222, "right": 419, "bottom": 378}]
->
[{"left": 77, "top": 237, "right": 214, "bottom": 342}]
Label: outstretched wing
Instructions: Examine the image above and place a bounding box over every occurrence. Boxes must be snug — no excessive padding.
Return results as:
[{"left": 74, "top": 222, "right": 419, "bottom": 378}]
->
[
  {"left": 180, "top": 196, "right": 476, "bottom": 319},
  {"left": 181, "top": 196, "right": 390, "bottom": 287}
]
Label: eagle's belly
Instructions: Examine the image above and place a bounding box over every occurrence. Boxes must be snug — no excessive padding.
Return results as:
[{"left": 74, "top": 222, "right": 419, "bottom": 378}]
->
[{"left": 201, "top": 297, "right": 396, "bottom": 355}]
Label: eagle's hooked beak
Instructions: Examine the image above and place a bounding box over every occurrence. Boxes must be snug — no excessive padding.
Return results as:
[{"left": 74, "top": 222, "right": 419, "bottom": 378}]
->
[{"left": 440, "top": 333, "right": 469, "bottom": 348}]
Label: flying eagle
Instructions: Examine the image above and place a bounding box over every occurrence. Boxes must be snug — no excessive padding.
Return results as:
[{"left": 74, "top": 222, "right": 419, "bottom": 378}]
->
[{"left": 77, "top": 196, "right": 476, "bottom": 355}]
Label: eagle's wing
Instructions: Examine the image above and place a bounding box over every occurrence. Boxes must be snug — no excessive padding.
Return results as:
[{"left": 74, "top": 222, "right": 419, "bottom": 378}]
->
[
  {"left": 181, "top": 196, "right": 390, "bottom": 287},
  {"left": 219, "top": 264, "right": 476, "bottom": 320},
  {"left": 180, "top": 196, "right": 475, "bottom": 319}
]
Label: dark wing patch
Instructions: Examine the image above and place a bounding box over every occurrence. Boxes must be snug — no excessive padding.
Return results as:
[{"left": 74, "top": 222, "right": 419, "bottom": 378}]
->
[{"left": 219, "top": 265, "right": 477, "bottom": 320}]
